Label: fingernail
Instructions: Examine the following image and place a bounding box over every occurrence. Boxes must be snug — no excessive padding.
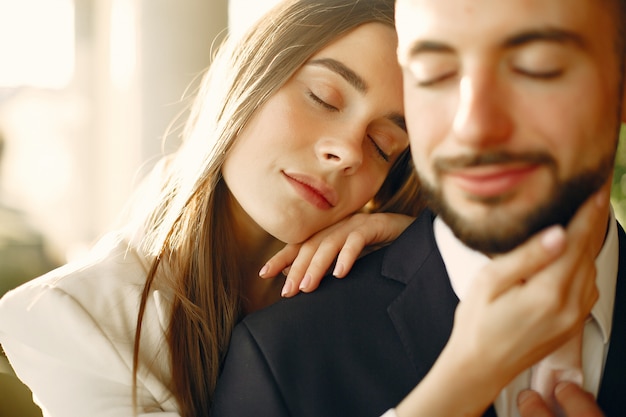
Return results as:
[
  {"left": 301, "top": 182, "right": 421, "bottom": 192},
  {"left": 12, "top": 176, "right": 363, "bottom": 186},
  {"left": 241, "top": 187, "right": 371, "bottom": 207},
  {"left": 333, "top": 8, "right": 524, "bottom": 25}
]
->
[
  {"left": 554, "top": 381, "right": 577, "bottom": 395},
  {"left": 281, "top": 280, "right": 293, "bottom": 297},
  {"left": 299, "top": 274, "right": 312, "bottom": 291},
  {"left": 259, "top": 264, "right": 269, "bottom": 277},
  {"left": 333, "top": 263, "right": 344, "bottom": 277},
  {"left": 541, "top": 226, "right": 566, "bottom": 252},
  {"left": 517, "top": 390, "right": 533, "bottom": 405}
]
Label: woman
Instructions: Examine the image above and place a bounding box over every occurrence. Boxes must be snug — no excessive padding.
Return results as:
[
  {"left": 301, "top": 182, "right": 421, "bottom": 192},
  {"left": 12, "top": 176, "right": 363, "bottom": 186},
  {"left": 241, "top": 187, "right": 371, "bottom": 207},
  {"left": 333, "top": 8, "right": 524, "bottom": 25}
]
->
[
  {"left": 0, "top": 1, "right": 420, "bottom": 416},
  {"left": 0, "top": 0, "right": 599, "bottom": 416}
]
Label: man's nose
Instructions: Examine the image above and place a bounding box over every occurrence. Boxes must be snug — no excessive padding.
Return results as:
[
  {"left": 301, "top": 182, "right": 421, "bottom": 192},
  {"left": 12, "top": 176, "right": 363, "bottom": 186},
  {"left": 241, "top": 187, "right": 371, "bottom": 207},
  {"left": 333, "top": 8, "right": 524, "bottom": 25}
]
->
[{"left": 452, "top": 73, "right": 513, "bottom": 146}]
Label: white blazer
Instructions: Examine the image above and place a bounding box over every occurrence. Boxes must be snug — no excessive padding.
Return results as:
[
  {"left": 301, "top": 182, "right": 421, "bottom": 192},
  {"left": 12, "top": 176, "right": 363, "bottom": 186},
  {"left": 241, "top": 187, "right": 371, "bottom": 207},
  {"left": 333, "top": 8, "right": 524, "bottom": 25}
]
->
[{"left": 0, "top": 233, "right": 180, "bottom": 417}]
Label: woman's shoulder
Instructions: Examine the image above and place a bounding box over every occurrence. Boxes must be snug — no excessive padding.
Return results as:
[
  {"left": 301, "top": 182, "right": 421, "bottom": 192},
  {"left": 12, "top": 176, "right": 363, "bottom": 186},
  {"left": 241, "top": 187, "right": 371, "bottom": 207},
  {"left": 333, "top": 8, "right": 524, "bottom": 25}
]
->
[
  {"left": 0, "top": 232, "right": 176, "bottom": 415},
  {"left": 3, "top": 233, "right": 147, "bottom": 302},
  {"left": 0, "top": 231, "right": 168, "bottom": 341}
]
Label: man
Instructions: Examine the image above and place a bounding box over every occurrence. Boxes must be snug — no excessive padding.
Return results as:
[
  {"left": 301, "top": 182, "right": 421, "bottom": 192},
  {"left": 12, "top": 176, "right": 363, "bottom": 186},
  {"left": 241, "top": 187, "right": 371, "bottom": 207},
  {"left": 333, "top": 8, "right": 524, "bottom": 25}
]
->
[{"left": 211, "top": 0, "right": 624, "bottom": 416}]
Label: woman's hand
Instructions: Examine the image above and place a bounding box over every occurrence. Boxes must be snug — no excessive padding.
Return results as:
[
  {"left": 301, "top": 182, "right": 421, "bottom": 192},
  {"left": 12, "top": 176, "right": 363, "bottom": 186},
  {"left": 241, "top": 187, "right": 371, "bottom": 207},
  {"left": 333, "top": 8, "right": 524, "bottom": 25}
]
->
[
  {"left": 450, "top": 187, "right": 606, "bottom": 388},
  {"left": 259, "top": 212, "right": 415, "bottom": 297},
  {"left": 394, "top": 185, "right": 608, "bottom": 417},
  {"left": 517, "top": 383, "right": 605, "bottom": 417}
]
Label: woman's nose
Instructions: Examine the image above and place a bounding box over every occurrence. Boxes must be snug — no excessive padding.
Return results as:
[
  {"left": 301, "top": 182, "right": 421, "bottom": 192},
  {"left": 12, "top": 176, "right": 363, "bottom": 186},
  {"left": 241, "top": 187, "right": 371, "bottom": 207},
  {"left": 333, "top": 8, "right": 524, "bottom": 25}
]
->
[{"left": 315, "top": 132, "right": 364, "bottom": 175}]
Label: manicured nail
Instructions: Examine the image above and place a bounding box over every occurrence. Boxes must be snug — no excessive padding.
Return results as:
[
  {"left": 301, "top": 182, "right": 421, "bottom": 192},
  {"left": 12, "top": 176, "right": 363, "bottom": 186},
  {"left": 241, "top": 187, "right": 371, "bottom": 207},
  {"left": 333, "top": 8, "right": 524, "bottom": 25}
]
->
[
  {"left": 259, "top": 264, "right": 269, "bottom": 277},
  {"left": 299, "top": 274, "right": 312, "bottom": 290},
  {"left": 281, "top": 280, "right": 293, "bottom": 297},
  {"left": 516, "top": 390, "right": 534, "bottom": 405},
  {"left": 541, "top": 226, "right": 566, "bottom": 253},
  {"left": 554, "top": 381, "right": 580, "bottom": 395},
  {"left": 333, "top": 263, "right": 344, "bottom": 277}
]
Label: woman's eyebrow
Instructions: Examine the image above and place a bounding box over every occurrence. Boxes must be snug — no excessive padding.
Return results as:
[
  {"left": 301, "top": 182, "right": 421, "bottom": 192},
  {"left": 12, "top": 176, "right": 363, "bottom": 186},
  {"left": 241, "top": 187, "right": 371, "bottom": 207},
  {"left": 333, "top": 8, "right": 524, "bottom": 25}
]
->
[
  {"left": 307, "top": 57, "right": 405, "bottom": 132},
  {"left": 308, "top": 58, "right": 368, "bottom": 93}
]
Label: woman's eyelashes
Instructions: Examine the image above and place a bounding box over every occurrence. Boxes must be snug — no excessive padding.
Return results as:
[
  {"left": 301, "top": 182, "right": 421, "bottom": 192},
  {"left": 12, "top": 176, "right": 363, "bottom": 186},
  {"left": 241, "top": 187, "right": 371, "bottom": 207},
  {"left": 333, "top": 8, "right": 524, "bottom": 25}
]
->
[
  {"left": 306, "top": 85, "right": 392, "bottom": 163},
  {"left": 368, "top": 135, "right": 390, "bottom": 162},
  {"left": 308, "top": 91, "right": 339, "bottom": 112}
]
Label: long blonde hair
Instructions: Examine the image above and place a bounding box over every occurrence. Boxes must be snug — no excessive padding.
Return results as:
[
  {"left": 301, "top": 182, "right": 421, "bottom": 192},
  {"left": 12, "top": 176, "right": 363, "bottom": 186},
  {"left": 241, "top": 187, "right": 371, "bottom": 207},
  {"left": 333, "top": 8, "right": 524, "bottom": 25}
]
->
[{"left": 129, "top": 0, "right": 422, "bottom": 415}]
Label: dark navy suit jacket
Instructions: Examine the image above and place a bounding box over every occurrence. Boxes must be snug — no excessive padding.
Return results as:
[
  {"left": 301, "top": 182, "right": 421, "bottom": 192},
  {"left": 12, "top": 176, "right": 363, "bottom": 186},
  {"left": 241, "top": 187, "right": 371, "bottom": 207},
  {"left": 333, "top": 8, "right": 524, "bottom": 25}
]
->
[{"left": 211, "top": 210, "right": 626, "bottom": 417}]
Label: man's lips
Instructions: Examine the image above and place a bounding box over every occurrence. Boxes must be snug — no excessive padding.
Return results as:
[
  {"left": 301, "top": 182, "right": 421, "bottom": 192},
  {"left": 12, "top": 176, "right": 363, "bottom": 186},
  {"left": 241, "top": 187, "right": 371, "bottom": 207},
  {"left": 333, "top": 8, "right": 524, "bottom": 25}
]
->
[
  {"left": 444, "top": 164, "right": 540, "bottom": 197},
  {"left": 282, "top": 172, "right": 338, "bottom": 210}
]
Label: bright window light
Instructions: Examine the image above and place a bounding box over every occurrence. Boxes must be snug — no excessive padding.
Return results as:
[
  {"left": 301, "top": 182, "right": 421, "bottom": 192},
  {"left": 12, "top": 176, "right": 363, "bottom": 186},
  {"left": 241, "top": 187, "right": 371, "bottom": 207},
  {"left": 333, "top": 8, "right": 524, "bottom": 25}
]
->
[
  {"left": 0, "top": 0, "right": 75, "bottom": 89},
  {"left": 110, "top": 0, "right": 136, "bottom": 90},
  {"left": 228, "top": 0, "right": 281, "bottom": 39}
]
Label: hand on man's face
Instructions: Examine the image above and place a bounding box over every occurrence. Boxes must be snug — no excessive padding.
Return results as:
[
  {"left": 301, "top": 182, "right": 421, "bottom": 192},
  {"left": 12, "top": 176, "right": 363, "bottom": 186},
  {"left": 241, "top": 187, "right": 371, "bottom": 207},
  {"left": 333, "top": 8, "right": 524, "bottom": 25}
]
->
[{"left": 517, "top": 382, "right": 605, "bottom": 417}]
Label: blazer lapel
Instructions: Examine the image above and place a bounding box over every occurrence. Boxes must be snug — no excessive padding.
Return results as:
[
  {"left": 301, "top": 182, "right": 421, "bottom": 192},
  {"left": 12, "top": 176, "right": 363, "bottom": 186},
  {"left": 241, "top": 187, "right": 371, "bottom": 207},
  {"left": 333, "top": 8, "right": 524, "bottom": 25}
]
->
[
  {"left": 596, "top": 223, "right": 626, "bottom": 416},
  {"left": 383, "top": 210, "right": 497, "bottom": 417}
]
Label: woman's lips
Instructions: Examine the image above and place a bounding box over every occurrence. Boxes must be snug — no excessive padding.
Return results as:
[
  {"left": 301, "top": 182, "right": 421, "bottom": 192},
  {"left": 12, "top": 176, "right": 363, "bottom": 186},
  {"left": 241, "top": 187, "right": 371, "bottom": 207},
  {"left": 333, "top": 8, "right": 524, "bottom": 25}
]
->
[
  {"left": 283, "top": 172, "right": 337, "bottom": 210},
  {"left": 446, "top": 164, "right": 539, "bottom": 198}
]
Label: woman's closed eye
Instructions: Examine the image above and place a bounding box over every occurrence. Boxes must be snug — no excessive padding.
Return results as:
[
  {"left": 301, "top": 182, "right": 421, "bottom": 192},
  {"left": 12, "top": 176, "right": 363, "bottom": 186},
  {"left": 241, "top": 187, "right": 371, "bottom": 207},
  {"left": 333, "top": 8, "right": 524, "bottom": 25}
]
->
[
  {"left": 308, "top": 91, "right": 339, "bottom": 112},
  {"left": 368, "top": 135, "right": 390, "bottom": 162}
]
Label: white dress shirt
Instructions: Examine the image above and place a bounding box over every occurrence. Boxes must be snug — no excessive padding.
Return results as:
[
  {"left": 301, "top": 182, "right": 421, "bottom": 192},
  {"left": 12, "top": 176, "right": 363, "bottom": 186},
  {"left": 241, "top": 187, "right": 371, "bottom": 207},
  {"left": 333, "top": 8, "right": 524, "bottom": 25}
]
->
[{"left": 433, "top": 213, "right": 618, "bottom": 417}]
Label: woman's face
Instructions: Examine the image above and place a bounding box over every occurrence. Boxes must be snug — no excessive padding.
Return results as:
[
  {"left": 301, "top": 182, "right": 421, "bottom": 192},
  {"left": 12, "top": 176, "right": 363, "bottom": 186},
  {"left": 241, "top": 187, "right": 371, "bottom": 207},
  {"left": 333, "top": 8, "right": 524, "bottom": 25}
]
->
[{"left": 223, "top": 22, "right": 409, "bottom": 244}]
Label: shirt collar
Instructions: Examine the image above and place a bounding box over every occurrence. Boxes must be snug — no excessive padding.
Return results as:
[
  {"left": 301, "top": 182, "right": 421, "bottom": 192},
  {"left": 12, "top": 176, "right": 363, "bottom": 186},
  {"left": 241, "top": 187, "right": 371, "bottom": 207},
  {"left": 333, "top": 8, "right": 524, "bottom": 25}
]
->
[{"left": 434, "top": 211, "right": 618, "bottom": 343}]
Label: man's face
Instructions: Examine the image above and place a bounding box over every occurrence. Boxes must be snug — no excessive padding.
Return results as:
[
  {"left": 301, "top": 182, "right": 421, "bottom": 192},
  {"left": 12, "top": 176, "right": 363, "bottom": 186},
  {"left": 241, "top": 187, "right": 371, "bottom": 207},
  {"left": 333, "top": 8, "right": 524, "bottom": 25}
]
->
[{"left": 396, "top": 0, "right": 626, "bottom": 254}]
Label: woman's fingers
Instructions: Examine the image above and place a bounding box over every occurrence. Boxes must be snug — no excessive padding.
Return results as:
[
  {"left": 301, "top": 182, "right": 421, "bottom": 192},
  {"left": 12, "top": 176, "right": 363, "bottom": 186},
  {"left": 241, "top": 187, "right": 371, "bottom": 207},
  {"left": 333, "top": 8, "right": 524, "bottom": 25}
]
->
[
  {"left": 554, "top": 383, "right": 604, "bottom": 417},
  {"left": 260, "top": 212, "right": 415, "bottom": 297},
  {"left": 517, "top": 383, "right": 604, "bottom": 417},
  {"left": 294, "top": 213, "right": 414, "bottom": 293},
  {"left": 287, "top": 239, "right": 341, "bottom": 295},
  {"left": 468, "top": 183, "right": 606, "bottom": 304},
  {"left": 517, "top": 390, "right": 554, "bottom": 417},
  {"left": 449, "top": 186, "right": 608, "bottom": 384},
  {"left": 259, "top": 244, "right": 300, "bottom": 279},
  {"left": 470, "top": 225, "right": 567, "bottom": 301},
  {"left": 528, "top": 186, "right": 608, "bottom": 327}
]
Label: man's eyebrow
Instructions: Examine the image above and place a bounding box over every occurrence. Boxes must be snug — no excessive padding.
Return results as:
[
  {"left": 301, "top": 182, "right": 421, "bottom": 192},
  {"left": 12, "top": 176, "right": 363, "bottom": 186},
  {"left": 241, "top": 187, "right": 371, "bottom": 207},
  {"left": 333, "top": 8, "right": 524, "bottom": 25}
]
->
[
  {"left": 308, "top": 58, "right": 368, "bottom": 93},
  {"left": 403, "top": 29, "right": 584, "bottom": 59},
  {"left": 406, "top": 41, "right": 454, "bottom": 58},
  {"left": 503, "top": 28, "right": 586, "bottom": 48}
]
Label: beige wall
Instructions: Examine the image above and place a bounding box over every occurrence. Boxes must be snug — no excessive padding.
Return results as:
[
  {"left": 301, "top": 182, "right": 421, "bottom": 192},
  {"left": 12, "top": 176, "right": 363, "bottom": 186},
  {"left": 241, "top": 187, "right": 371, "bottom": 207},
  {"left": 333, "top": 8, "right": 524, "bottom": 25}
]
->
[{"left": 0, "top": 0, "right": 228, "bottom": 262}]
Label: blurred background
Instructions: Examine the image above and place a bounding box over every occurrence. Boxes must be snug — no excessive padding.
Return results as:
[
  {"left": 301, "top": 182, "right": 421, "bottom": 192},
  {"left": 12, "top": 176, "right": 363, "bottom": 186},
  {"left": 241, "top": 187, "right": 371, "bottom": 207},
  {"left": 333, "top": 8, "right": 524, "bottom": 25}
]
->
[
  {"left": 0, "top": 0, "right": 281, "bottom": 297},
  {"left": 0, "top": 0, "right": 625, "bottom": 298}
]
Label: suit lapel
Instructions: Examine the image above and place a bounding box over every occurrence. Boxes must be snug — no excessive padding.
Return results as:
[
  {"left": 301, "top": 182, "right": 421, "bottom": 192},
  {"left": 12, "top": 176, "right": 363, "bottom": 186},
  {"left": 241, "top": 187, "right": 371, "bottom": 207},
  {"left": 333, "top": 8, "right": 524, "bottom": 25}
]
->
[
  {"left": 383, "top": 211, "right": 497, "bottom": 417},
  {"left": 596, "top": 223, "right": 626, "bottom": 416}
]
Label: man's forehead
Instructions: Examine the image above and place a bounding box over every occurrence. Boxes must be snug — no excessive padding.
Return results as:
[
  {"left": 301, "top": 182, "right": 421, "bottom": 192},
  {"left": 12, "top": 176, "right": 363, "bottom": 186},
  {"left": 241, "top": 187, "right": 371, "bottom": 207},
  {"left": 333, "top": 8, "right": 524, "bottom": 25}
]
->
[{"left": 395, "top": 0, "right": 614, "bottom": 56}]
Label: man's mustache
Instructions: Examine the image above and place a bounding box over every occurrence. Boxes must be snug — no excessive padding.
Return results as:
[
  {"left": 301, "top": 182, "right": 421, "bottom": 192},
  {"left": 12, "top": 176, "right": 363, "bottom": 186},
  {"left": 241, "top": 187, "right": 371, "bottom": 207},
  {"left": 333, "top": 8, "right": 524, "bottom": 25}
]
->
[{"left": 434, "top": 151, "right": 557, "bottom": 172}]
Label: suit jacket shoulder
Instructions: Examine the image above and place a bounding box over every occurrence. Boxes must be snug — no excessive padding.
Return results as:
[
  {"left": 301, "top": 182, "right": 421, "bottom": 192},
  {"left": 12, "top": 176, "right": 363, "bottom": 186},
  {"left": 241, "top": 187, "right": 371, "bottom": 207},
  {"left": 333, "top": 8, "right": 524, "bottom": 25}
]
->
[{"left": 212, "top": 210, "right": 458, "bottom": 417}]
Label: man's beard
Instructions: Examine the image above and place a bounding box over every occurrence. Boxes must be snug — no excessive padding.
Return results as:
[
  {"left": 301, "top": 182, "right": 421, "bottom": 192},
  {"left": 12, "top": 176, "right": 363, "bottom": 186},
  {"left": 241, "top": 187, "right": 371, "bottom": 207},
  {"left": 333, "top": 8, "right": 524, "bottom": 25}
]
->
[{"left": 421, "top": 151, "right": 614, "bottom": 255}]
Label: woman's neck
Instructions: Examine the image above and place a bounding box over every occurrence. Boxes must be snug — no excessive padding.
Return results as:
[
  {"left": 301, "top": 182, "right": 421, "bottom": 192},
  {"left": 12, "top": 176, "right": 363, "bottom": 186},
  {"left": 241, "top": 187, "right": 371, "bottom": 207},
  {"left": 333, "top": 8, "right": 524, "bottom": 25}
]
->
[
  {"left": 237, "top": 232, "right": 286, "bottom": 315},
  {"left": 227, "top": 191, "right": 287, "bottom": 314}
]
